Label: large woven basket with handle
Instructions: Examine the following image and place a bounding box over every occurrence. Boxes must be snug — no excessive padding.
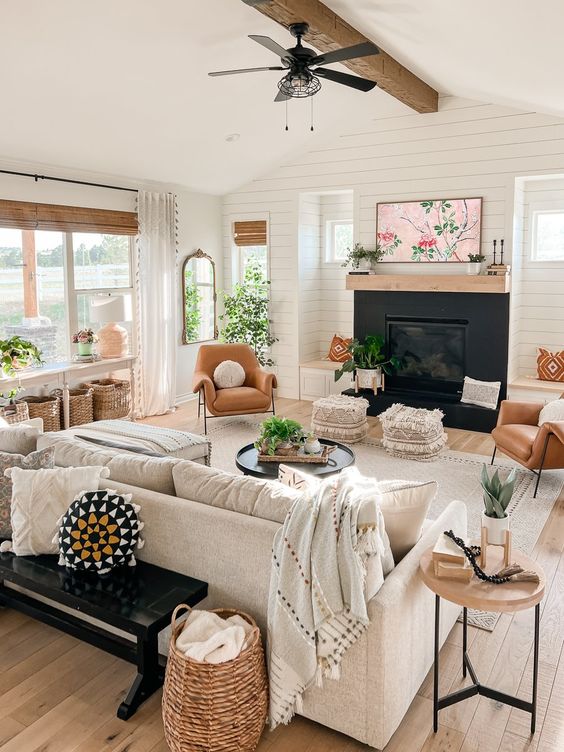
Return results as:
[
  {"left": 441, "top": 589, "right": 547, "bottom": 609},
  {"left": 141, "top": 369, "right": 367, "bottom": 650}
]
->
[
  {"left": 21, "top": 395, "right": 60, "bottom": 432},
  {"left": 81, "top": 378, "right": 131, "bottom": 420},
  {"left": 162, "top": 605, "right": 268, "bottom": 752},
  {"left": 52, "top": 387, "right": 94, "bottom": 427}
]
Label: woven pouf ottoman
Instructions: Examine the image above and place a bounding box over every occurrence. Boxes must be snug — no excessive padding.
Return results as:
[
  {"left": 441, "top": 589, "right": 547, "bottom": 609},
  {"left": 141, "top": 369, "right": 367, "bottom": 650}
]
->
[
  {"left": 311, "top": 395, "right": 369, "bottom": 444},
  {"left": 378, "top": 403, "right": 447, "bottom": 460}
]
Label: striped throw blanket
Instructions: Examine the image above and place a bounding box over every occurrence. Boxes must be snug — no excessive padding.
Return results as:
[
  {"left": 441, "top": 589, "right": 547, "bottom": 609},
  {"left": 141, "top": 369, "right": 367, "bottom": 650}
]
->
[{"left": 268, "top": 467, "right": 393, "bottom": 727}]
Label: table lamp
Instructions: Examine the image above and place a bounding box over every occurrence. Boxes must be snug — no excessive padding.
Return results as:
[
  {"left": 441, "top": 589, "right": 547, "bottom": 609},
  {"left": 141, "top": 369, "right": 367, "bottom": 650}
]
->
[{"left": 89, "top": 294, "right": 132, "bottom": 359}]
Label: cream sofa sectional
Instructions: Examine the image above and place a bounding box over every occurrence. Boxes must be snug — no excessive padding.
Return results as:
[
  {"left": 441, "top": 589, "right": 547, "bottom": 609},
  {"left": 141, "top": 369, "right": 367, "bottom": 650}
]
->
[{"left": 33, "top": 433, "right": 468, "bottom": 750}]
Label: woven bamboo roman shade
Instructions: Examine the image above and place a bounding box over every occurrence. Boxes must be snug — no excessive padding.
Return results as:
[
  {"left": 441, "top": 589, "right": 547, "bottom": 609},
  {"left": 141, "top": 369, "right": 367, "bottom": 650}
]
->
[
  {"left": 0, "top": 199, "right": 138, "bottom": 235},
  {"left": 233, "top": 220, "right": 267, "bottom": 247}
]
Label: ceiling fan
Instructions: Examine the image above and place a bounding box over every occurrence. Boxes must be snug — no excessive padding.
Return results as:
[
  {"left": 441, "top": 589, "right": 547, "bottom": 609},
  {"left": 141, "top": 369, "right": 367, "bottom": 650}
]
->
[{"left": 209, "top": 22, "right": 379, "bottom": 101}]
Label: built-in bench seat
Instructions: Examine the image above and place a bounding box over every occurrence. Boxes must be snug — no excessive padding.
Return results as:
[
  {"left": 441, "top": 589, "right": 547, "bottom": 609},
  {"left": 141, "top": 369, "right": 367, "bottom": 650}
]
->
[
  {"left": 508, "top": 376, "right": 563, "bottom": 404},
  {"left": 299, "top": 359, "right": 353, "bottom": 401}
]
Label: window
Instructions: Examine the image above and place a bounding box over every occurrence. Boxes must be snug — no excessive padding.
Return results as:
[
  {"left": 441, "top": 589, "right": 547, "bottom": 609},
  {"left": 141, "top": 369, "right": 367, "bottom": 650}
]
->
[
  {"left": 325, "top": 219, "right": 353, "bottom": 263},
  {"left": 0, "top": 218, "right": 135, "bottom": 364},
  {"left": 531, "top": 209, "right": 564, "bottom": 262},
  {"left": 232, "top": 220, "right": 268, "bottom": 283}
]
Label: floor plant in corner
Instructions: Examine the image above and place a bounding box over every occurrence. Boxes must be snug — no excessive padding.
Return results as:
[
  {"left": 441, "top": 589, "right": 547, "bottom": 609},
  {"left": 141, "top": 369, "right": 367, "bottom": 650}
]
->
[{"left": 480, "top": 464, "right": 517, "bottom": 544}]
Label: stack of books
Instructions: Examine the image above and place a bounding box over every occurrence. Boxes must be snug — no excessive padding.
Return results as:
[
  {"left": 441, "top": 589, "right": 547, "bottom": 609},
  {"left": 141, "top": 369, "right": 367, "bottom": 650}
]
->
[
  {"left": 486, "top": 263, "right": 511, "bottom": 276},
  {"left": 432, "top": 533, "right": 473, "bottom": 581}
]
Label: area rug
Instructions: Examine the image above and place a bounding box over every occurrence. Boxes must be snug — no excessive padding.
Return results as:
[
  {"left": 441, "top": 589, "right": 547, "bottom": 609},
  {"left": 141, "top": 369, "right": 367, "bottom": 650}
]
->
[{"left": 204, "top": 418, "right": 563, "bottom": 631}]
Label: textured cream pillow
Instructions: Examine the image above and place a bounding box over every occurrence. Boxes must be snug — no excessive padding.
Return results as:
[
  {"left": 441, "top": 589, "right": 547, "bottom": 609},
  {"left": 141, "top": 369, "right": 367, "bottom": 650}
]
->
[
  {"left": 213, "top": 360, "right": 246, "bottom": 389},
  {"left": 4, "top": 465, "right": 110, "bottom": 556},
  {"left": 378, "top": 479, "right": 437, "bottom": 561},
  {"left": 538, "top": 399, "right": 564, "bottom": 426},
  {"left": 0, "top": 425, "right": 41, "bottom": 456},
  {"left": 460, "top": 376, "right": 501, "bottom": 410}
]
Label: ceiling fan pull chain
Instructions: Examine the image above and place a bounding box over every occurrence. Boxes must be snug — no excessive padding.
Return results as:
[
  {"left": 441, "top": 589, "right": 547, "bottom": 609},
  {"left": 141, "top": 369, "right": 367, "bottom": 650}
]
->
[
  {"left": 310, "top": 96, "right": 314, "bottom": 132},
  {"left": 285, "top": 99, "right": 289, "bottom": 131}
]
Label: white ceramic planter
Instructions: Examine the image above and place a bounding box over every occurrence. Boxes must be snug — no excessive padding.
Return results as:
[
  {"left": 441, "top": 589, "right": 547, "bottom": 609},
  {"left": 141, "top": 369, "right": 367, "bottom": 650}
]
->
[
  {"left": 357, "top": 258, "right": 371, "bottom": 271},
  {"left": 481, "top": 511, "right": 510, "bottom": 545},
  {"left": 356, "top": 367, "right": 382, "bottom": 391},
  {"left": 304, "top": 438, "right": 322, "bottom": 454},
  {"left": 466, "top": 262, "right": 483, "bottom": 275}
]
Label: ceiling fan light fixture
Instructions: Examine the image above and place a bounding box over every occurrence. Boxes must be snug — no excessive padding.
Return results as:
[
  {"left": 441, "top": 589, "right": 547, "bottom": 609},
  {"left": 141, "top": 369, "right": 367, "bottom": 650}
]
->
[{"left": 278, "top": 73, "right": 321, "bottom": 99}]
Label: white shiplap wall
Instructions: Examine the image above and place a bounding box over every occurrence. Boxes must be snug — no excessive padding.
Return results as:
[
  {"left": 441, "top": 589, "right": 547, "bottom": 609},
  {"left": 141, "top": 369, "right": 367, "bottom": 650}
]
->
[
  {"left": 223, "top": 96, "right": 564, "bottom": 398},
  {"left": 298, "top": 193, "right": 322, "bottom": 363},
  {"left": 515, "top": 176, "right": 564, "bottom": 377}
]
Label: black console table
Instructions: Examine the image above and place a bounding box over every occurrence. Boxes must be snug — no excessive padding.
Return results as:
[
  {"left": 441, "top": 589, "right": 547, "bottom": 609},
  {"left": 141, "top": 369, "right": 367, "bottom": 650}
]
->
[{"left": 0, "top": 548, "right": 207, "bottom": 719}]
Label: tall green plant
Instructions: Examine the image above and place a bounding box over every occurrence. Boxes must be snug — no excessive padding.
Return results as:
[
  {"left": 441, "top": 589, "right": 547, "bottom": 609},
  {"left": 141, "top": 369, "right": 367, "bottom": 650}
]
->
[
  {"left": 334, "top": 335, "right": 402, "bottom": 382},
  {"left": 480, "top": 464, "right": 517, "bottom": 519},
  {"left": 219, "top": 262, "right": 277, "bottom": 367},
  {"left": 184, "top": 269, "right": 201, "bottom": 342}
]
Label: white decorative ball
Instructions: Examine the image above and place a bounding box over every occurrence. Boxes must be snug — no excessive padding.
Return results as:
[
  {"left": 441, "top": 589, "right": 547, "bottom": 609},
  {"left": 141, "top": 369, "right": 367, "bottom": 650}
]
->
[{"left": 213, "top": 360, "right": 246, "bottom": 389}]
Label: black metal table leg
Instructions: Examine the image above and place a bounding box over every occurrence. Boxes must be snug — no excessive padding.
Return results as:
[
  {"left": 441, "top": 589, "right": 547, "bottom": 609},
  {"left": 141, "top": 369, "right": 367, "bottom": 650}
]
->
[
  {"left": 433, "top": 594, "right": 440, "bottom": 733},
  {"left": 531, "top": 603, "right": 540, "bottom": 734},
  {"left": 117, "top": 631, "right": 162, "bottom": 720},
  {"left": 462, "top": 607, "right": 468, "bottom": 679}
]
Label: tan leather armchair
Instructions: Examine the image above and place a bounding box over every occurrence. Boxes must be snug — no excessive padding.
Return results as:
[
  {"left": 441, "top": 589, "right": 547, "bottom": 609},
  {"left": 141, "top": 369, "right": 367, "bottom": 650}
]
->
[
  {"left": 193, "top": 344, "right": 277, "bottom": 433},
  {"left": 491, "top": 399, "right": 564, "bottom": 497}
]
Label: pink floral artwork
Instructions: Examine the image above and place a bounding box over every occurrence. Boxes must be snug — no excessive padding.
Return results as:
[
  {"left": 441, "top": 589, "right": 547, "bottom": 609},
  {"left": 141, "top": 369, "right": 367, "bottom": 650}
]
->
[{"left": 376, "top": 198, "right": 482, "bottom": 262}]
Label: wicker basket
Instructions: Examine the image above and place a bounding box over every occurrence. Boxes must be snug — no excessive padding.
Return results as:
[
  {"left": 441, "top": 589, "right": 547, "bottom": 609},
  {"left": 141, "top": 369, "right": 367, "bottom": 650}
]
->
[
  {"left": 0, "top": 400, "right": 29, "bottom": 425},
  {"left": 81, "top": 378, "right": 131, "bottom": 420},
  {"left": 21, "top": 395, "right": 61, "bottom": 432},
  {"left": 52, "top": 388, "right": 94, "bottom": 427},
  {"left": 162, "top": 606, "right": 268, "bottom": 752}
]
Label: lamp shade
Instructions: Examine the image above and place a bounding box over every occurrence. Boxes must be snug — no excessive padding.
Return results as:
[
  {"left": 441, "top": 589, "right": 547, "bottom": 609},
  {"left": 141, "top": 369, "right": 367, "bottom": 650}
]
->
[{"left": 89, "top": 294, "right": 131, "bottom": 324}]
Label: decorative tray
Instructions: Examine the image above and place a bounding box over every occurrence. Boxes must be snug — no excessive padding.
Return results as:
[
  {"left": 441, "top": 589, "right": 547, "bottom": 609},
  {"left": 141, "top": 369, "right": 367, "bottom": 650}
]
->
[{"left": 257, "top": 445, "right": 335, "bottom": 464}]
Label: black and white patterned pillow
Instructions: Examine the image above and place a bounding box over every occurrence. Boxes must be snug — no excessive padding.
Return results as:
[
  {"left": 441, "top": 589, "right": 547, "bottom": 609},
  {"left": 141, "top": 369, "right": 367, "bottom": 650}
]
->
[{"left": 57, "top": 490, "right": 144, "bottom": 575}]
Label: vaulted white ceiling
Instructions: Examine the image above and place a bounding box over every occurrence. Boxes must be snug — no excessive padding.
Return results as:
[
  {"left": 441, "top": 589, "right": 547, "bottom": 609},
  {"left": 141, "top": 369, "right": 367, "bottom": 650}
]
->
[{"left": 0, "top": 1, "right": 562, "bottom": 195}]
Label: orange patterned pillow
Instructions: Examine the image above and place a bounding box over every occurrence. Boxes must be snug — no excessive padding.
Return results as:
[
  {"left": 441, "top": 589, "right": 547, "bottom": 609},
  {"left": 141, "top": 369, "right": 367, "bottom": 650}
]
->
[
  {"left": 537, "top": 348, "right": 564, "bottom": 382},
  {"left": 327, "top": 334, "right": 352, "bottom": 362}
]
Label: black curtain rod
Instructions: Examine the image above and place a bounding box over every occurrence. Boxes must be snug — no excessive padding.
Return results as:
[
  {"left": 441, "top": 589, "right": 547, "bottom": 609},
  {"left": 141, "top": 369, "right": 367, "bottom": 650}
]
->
[{"left": 0, "top": 168, "right": 138, "bottom": 194}]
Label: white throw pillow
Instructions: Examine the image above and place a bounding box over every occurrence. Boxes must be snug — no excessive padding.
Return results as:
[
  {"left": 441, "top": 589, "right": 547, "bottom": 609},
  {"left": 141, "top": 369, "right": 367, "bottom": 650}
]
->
[
  {"left": 213, "top": 360, "right": 246, "bottom": 389},
  {"left": 0, "top": 425, "right": 41, "bottom": 456},
  {"left": 460, "top": 376, "right": 501, "bottom": 410},
  {"left": 538, "top": 399, "right": 564, "bottom": 426},
  {"left": 4, "top": 465, "right": 110, "bottom": 556},
  {"left": 378, "top": 479, "right": 437, "bottom": 561}
]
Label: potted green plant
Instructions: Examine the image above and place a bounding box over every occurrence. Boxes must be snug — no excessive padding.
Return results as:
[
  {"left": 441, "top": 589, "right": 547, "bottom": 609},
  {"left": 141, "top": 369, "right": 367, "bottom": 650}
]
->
[
  {"left": 0, "top": 336, "right": 43, "bottom": 378},
  {"left": 334, "top": 335, "right": 402, "bottom": 390},
  {"left": 254, "top": 416, "right": 304, "bottom": 456},
  {"left": 480, "top": 464, "right": 517, "bottom": 544},
  {"left": 467, "top": 253, "right": 486, "bottom": 275},
  {"left": 72, "top": 328, "right": 98, "bottom": 356},
  {"left": 341, "top": 243, "right": 386, "bottom": 272}
]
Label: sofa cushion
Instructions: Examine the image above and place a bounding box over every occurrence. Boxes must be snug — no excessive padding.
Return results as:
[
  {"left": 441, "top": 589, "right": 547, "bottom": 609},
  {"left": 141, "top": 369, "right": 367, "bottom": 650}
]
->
[
  {"left": 0, "top": 425, "right": 41, "bottom": 456},
  {"left": 172, "top": 461, "right": 299, "bottom": 523},
  {"left": 107, "top": 453, "right": 179, "bottom": 495},
  {"left": 492, "top": 424, "right": 538, "bottom": 460},
  {"left": 213, "top": 387, "right": 270, "bottom": 412},
  {"left": 377, "top": 479, "right": 437, "bottom": 561},
  {"left": 37, "top": 434, "right": 116, "bottom": 467}
]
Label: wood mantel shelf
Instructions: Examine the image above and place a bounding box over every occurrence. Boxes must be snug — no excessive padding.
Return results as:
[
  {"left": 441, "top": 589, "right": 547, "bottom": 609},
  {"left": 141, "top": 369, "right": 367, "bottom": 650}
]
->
[{"left": 345, "top": 273, "right": 510, "bottom": 294}]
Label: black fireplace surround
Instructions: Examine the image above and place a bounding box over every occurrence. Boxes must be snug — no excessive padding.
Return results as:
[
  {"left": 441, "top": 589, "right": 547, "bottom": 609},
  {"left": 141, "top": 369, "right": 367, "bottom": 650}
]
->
[{"left": 344, "top": 291, "right": 510, "bottom": 432}]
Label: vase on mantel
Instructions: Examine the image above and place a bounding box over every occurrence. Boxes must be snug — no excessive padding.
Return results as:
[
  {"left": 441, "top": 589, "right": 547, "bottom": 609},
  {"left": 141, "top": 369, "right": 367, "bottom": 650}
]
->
[{"left": 466, "top": 262, "right": 483, "bottom": 276}]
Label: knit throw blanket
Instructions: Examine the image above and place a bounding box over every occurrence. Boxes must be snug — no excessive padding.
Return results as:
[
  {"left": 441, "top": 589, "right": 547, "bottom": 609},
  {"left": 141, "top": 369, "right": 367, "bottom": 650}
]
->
[
  {"left": 82, "top": 420, "right": 208, "bottom": 453},
  {"left": 268, "top": 467, "right": 390, "bottom": 728}
]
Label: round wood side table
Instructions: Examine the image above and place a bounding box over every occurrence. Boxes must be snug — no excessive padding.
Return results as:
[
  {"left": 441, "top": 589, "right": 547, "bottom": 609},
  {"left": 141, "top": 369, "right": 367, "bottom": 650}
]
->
[{"left": 419, "top": 544, "right": 545, "bottom": 735}]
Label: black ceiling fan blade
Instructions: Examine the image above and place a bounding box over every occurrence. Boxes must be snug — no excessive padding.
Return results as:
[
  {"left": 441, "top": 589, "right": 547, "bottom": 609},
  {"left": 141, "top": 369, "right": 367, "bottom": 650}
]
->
[
  {"left": 249, "top": 34, "right": 296, "bottom": 62},
  {"left": 209, "top": 66, "right": 285, "bottom": 77},
  {"left": 274, "top": 89, "right": 290, "bottom": 102},
  {"left": 311, "top": 41, "right": 379, "bottom": 66},
  {"left": 315, "top": 67, "right": 377, "bottom": 92}
]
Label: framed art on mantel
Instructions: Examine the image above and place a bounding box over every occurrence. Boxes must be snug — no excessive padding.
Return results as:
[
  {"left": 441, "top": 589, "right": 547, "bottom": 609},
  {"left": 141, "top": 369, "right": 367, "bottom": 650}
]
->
[{"left": 376, "top": 197, "right": 483, "bottom": 262}]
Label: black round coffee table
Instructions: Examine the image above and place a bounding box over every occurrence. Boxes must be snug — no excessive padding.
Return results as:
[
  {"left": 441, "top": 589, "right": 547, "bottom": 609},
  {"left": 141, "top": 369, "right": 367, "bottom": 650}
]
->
[{"left": 235, "top": 439, "right": 355, "bottom": 479}]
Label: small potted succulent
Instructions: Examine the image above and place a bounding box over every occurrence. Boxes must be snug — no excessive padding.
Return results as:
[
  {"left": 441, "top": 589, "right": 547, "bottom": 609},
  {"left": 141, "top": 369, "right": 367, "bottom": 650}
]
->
[
  {"left": 480, "top": 464, "right": 517, "bottom": 544},
  {"left": 255, "top": 416, "right": 304, "bottom": 456},
  {"left": 303, "top": 432, "right": 322, "bottom": 455},
  {"left": 467, "top": 253, "right": 486, "bottom": 275},
  {"left": 341, "top": 243, "right": 386, "bottom": 272},
  {"left": 0, "top": 336, "right": 43, "bottom": 378},
  {"left": 334, "top": 334, "right": 402, "bottom": 391},
  {"left": 72, "top": 328, "right": 98, "bottom": 356}
]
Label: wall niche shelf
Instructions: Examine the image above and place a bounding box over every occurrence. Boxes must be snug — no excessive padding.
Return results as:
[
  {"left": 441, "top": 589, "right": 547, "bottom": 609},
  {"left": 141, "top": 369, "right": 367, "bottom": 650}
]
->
[{"left": 345, "top": 274, "right": 510, "bottom": 294}]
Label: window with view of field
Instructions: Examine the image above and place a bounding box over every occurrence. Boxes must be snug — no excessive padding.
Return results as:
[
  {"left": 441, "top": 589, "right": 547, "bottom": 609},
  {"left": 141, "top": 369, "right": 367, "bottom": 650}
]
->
[{"left": 0, "top": 228, "right": 134, "bottom": 363}]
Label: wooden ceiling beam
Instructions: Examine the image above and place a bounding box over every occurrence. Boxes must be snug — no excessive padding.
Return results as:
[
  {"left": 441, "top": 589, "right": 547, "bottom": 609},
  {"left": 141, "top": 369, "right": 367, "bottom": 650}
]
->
[{"left": 242, "top": 0, "right": 438, "bottom": 113}]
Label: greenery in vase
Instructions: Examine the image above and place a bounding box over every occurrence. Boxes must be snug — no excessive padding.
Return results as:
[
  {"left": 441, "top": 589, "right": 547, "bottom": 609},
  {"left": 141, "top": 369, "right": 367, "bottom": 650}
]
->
[
  {"left": 184, "top": 269, "right": 202, "bottom": 341},
  {"left": 341, "top": 242, "right": 388, "bottom": 269},
  {"left": 0, "top": 336, "right": 43, "bottom": 377},
  {"left": 467, "top": 253, "right": 486, "bottom": 263},
  {"left": 254, "top": 416, "right": 305, "bottom": 455},
  {"left": 334, "top": 334, "right": 402, "bottom": 382},
  {"left": 219, "top": 261, "right": 277, "bottom": 367},
  {"left": 480, "top": 464, "right": 517, "bottom": 519}
]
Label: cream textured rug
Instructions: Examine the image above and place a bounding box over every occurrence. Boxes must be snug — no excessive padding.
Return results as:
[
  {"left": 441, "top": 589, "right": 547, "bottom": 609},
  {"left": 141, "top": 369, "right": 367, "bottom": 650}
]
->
[{"left": 203, "top": 418, "right": 563, "bottom": 631}]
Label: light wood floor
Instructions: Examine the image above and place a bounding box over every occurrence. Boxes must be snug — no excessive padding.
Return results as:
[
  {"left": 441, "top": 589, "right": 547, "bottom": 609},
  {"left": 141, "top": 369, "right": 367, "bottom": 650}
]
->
[{"left": 1, "top": 398, "right": 563, "bottom": 752}]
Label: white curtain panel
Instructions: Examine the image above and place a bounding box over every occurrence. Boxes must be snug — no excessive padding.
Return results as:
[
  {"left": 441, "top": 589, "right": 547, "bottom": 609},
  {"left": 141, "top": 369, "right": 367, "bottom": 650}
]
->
[{"left": 135, "top": 191, "right": 177, "bottom": 417}]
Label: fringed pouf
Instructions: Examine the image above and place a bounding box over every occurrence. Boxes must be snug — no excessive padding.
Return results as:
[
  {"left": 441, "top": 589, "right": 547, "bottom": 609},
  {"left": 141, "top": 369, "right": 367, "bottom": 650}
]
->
[
  {"left": 379, "top": 403, "right": 447, "bottom": 460},
  {"left": 311, "top": 395, "right": 369, "bottom": 444}
]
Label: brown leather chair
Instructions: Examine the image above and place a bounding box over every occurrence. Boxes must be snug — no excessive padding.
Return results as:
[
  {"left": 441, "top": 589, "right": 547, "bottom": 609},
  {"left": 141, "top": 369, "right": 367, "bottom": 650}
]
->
[
  {"left": 491, "top": 399, "right": 564, "bottom": 497},
  {"left": 193, "top": 344, "right": 277, "bottom": 433}
]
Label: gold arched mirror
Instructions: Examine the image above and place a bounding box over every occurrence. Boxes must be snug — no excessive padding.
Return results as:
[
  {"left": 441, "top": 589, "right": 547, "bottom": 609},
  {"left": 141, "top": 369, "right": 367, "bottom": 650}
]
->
[{"left": 182, "top": 250, "right": 218, "bottom": 344}]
